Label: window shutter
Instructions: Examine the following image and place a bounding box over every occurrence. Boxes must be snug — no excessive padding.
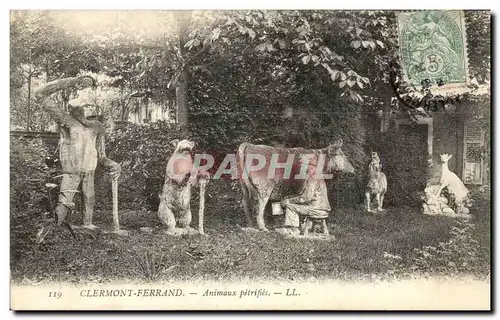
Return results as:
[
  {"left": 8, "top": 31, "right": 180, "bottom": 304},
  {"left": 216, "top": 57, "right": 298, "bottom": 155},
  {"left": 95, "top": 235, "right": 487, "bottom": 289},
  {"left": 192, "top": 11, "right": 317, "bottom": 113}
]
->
[{"left": 463, "top": 121, "right": 484, "bottom": 185}]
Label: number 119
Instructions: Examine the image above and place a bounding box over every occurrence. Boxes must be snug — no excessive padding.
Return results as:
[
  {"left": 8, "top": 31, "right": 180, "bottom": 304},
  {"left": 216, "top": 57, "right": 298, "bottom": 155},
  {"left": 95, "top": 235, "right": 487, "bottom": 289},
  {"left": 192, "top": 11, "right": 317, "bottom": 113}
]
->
[{"left": 49, "top": 292, "right": 62, "bottom": 299}]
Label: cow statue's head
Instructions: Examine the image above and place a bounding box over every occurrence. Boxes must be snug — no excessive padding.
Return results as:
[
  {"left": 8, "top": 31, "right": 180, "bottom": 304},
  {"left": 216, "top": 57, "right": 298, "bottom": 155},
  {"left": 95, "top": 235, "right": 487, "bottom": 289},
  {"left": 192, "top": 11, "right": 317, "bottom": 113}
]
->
[{"left": 325, "top": 138, "right": 355, "bottom": 174}]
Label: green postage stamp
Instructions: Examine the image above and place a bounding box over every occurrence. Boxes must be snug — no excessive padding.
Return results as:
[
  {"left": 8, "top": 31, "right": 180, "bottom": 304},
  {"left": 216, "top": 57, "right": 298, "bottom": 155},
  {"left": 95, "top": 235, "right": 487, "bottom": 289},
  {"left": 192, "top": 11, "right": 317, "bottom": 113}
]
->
[{"left": 397, "top": 10, "right": 469, "bottom": 88}]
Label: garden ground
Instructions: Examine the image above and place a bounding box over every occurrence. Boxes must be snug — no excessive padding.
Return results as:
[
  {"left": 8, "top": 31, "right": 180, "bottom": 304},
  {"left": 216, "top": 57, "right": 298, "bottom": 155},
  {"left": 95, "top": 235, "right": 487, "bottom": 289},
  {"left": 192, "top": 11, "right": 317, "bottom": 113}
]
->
[{"left": 10, "top": 183, "right": 491, "bottom": 285}]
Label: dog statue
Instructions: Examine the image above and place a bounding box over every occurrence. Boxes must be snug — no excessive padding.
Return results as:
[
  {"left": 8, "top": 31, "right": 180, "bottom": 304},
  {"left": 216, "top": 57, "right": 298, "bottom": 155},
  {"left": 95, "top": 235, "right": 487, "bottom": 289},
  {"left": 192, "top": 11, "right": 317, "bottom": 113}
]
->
[{"left": 157, "top": 139, "right": 209, "bottom": 235}]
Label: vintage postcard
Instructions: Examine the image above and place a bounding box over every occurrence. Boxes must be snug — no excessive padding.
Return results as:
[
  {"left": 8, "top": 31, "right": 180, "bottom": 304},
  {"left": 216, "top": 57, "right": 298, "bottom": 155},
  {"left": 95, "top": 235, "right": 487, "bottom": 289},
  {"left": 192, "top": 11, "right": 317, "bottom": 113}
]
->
[{"left": 9, "top": 9, "right": 491, "bottom": 311}]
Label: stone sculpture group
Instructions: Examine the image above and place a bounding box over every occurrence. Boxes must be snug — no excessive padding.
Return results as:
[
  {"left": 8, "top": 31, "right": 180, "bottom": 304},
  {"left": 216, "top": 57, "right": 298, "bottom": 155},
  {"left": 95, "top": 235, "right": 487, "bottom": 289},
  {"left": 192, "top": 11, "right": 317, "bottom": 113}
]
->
[
  {"left": 422, "top": 154, "right": 472, "bottom": 217},
  {"left": 33, "top": 75, "right": 473, "bottom": 242}
]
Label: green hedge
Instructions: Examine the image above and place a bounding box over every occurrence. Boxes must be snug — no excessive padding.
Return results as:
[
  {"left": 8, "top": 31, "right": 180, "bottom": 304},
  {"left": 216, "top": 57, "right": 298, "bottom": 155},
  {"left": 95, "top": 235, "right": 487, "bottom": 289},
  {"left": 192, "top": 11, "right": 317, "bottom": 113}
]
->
[
  {"left": 10, "top": 137, "right": 55, "bottom": 218},
  {"left": 103, "top": 116, "right": 368, "bottom": 211},
  {"left": 10, "top": 121, "right": 429, "bottom": 219},
  {"left": 367, "top": 129, "right": 430, "bottom": 207},
  {"left": 98, "top": 121, "right": 190, "bottom": 211}
]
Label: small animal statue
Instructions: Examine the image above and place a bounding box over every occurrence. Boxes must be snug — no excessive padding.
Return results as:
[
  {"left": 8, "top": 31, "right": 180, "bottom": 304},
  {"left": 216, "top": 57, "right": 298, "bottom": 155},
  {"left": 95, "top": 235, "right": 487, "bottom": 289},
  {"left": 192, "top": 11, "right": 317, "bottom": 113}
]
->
[
  {"left": 368, "top": 151, "right": 382, "bottom": 172},
  {"left": 157, "top": 139, "right": 209, "bottom": 235},
  {"left": 365, "top": 151, "right": 387, "bottom": 212},
  {"left": 435, "top": 154, "right": 469, "bottom": 213}
]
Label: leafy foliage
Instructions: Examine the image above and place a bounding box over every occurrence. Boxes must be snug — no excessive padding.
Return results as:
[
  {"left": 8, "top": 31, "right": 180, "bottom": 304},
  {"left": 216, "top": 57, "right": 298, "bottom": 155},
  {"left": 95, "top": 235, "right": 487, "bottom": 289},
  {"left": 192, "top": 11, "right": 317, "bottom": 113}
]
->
[
  {"left": 10, "top": 77, "right": 54, "bottom": 131},
  {"left": 465, "top": 11, "right": 490, "bottom": 85},
  {"left": 10, "top": 137, "right": 54, "bottom": 217},
  {"left": 185, "top": 10, "right": 397, "bottom": 105},
  {"left": 185, "top": 10, "right": 389, "bottom": 175},
  {"left": 99, "top": 121, "right": 190, "bottom": 211},
  {"left": 10, "top": 10, "right": 490, "bottom": 213},
  {"left": 10, "top": 10, "right": 490, "bottom": 130},
  {"left": 411, "top": 221, "right": 487, "bottom": 276},
  {"left": 10, "top": 136, "right": 59, "bottom": 263},
  {"left": 10, "top": 11, "right": 103, "bottom": 129},
  {"left": 129, "top": 248, "right": 177, "bottom": 283},
  {"left": 367, "top": 129, "right": 430, "bottom": 207},
  {"left": 9, "top": 11, "right": 491, "bottom": 286},
  {"left": 382, "top": 220, "right": 490, "bottom": 279}
]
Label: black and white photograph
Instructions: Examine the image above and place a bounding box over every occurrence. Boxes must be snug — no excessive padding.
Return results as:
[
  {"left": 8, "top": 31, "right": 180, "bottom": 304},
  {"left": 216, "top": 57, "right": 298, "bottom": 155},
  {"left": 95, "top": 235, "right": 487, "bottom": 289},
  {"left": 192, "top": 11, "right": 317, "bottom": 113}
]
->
[{"left": 8, "top": 8, "right": 491, "bottom": 310}]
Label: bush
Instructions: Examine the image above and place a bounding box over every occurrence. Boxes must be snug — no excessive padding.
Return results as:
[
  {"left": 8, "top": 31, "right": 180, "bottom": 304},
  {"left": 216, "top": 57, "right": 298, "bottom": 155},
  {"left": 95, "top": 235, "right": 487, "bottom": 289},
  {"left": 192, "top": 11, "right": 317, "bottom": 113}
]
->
[
  {"left": 188, "top": 53, "right": 369, "bottom": 209},
  {"left": 105, "top": 100, "right": 368, "bottom": 211},
  {"left": 101, "top": 121, "right": 190, "bottom": 211},
  {"left": 382, "top": 221, "right": 490, "bottom": 279},
  {"left": 411, "top": 221, "right": 488, "bottom": 276},
  {"left": 367, "top": 129, "right": 430, "bottom": 207},
  {"left": 10, "top": 136, "right": 58, "bottom": 266},
  {"left": 10, "top": 137, "right": 55, "bottom": 218}
]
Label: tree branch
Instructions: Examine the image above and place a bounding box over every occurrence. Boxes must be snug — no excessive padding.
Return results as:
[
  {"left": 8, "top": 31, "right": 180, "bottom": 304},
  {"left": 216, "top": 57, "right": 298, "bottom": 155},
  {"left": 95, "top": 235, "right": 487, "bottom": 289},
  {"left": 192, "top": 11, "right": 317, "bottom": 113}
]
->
[
  {"left": 388, "top": 62, "right": 464, "bottom": 114},
  {"left": 388, "top": 66, "right": 418, "bottom": 111}
]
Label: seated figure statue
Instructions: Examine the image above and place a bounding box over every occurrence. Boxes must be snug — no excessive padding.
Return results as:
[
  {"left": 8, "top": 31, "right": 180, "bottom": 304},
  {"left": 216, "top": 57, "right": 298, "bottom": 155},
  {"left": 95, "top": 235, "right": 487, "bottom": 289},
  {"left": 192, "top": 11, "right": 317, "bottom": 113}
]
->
[{"left": 275, "top": 155, "right": 331, "bottom": 237}]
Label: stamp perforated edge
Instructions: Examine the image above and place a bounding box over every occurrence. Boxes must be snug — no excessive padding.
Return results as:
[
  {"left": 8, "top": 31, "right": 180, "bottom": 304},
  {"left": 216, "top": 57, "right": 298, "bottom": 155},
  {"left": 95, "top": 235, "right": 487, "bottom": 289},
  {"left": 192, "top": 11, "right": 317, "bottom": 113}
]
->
[{"left": 395, "top": 10, "right": 471, "bottom": 92}]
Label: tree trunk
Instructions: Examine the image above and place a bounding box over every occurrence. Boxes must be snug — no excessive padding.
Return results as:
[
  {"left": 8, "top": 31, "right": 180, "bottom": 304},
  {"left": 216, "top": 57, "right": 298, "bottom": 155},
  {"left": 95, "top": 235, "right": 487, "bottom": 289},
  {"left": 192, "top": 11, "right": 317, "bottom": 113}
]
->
[
  {"left": 144, "top": 96, "right": 150, "bottom": 122},
  {"left": 26, "top": 73, "right": 31, "bottom": 131},
  {"left": 175, "top": 10, "right": 192, "bottom": 125},
  {"left": 120, "top": 90, "right": 129, "bottom": 122},
  {"left": 176, "top": 69, "right": 189, "bottom": 124},
  {"left": 381, "top": 88, "right": 393, "bottom": 132},
  {"left": 381, "top": 97, "right": 390, "bottom": 133}
]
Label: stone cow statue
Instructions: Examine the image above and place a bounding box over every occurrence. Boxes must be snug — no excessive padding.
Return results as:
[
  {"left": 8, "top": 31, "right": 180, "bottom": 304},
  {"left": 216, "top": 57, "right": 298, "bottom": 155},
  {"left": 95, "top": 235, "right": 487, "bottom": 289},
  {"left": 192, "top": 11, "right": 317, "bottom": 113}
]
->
[{"left": 236, "top": 138, "right": 354, "bottom": 231}]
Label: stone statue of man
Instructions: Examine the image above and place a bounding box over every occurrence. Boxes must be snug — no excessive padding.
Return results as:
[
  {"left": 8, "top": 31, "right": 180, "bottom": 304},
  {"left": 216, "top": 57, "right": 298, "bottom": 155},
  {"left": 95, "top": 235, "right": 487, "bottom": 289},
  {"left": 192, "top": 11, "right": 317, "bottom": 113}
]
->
[
  {"left": 34, "top": 76, "right": 121, "bottom": 230},
  {"left": 276, "top": 155, "right": 331, "bottom": 236}
]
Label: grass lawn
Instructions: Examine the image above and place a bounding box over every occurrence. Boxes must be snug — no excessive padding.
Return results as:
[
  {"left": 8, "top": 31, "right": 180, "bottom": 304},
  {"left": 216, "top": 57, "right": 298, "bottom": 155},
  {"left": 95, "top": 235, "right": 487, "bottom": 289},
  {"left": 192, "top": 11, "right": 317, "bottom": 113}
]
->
[{"left": 10, "top": 184, "right": 491, "bottom": 285}]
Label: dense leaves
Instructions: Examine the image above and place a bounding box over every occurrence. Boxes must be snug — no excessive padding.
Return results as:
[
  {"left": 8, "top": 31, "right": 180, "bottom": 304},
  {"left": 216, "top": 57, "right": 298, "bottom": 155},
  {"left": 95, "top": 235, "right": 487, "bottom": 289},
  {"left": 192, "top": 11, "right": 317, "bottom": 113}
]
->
[
  {"left": 368, "top": 130, "right": 430, "bottom": 207},
  {"left": 100, "top": 121, "right": 190, "bottom": 210},
  {"left": 465, "top": 11, "right": 491, "bottom": 85},
  {"left": 10, "top": 136, "right": 59, "bottom": 233},
  {"left": 10, "top": 10, "right": 490, "bottom": 129}
]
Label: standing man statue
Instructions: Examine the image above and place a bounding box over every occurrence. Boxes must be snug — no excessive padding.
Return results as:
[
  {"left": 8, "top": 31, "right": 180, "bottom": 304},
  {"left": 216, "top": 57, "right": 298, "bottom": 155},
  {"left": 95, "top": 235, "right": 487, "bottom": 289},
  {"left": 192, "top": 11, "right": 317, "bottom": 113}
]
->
[{"left": 34, "top": 76, "right": 121, "bottom": 241}]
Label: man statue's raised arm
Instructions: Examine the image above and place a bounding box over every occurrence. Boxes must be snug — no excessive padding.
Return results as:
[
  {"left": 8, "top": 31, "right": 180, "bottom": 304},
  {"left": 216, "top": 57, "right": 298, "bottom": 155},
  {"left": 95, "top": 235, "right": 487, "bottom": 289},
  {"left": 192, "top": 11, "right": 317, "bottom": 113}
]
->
[{"left": 34, "top": 76, "right": 95, "bottom": 126}]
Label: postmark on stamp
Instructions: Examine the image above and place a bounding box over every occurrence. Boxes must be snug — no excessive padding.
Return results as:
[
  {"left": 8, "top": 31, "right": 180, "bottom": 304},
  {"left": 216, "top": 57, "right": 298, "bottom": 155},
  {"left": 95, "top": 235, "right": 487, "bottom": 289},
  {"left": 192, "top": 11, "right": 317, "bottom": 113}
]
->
[{"left": 397, "top": 10, "right": 469, "bottom": 88}]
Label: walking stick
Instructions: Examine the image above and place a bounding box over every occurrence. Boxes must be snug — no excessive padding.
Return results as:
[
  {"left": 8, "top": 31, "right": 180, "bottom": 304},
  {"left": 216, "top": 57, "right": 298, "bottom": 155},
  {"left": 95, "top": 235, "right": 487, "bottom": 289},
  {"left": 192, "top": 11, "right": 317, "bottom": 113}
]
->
[
  {"left": 112, "top": 177, "right": 119, "bottom": 232},
  {"left": 198, "top": 177, "right": 207, "bottom": 234}
]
